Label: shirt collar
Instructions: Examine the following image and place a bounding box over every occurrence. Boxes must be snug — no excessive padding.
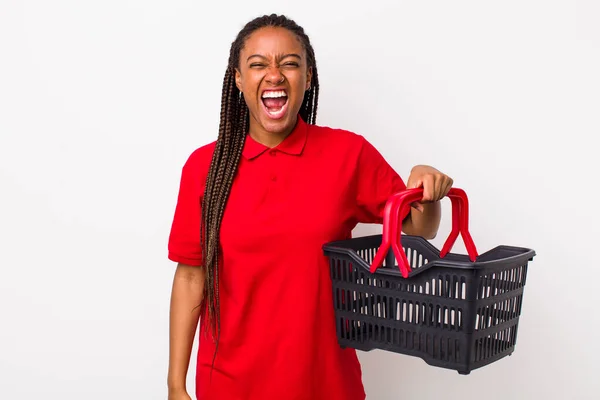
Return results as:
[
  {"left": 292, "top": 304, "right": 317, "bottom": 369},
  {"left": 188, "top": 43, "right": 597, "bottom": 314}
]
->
[{"left": 242, "top": 115, "right": 308, "bottom": 160}]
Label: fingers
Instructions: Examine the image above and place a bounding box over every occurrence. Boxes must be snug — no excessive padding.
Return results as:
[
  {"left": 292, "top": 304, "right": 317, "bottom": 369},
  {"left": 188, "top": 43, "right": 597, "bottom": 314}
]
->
[
  {"left": 434, "top": 174, "right": 444, "bottom": 202},
  {"left": 415, "top": 173, "right": 454, "bottom": 202},
  {"left": 410, "top": 179, "right": 424, "bottom": 212},
  {"left": 407, "top": 165, "right": 454, "bottom": 206},
  {"left": 422, "top": 174, "right": 435, "bottom": 202},
  {"left": 435, "top": 174, "right": 453, "bottom": 201},
  {"left": 442, "top": 176, "right": 454, "bottom": 198}
]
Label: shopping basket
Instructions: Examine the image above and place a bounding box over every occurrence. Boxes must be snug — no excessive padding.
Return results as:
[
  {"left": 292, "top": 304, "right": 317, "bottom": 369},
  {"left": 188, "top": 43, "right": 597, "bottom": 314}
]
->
[{"left": 322, "top": 188, "right": 535, "bottom": 375}]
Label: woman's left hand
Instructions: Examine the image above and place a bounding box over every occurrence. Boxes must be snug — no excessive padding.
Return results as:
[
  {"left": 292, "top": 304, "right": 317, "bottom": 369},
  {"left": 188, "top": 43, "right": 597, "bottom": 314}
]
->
[{"left": 406, "top": 165, "right": 454, "bottom": 211}]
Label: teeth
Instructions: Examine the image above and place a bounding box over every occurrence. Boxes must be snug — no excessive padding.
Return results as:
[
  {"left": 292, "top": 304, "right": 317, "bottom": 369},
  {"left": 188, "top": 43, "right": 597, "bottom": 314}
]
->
[{"left": 262, "top": 90, "right": 287, "bottom": 99}]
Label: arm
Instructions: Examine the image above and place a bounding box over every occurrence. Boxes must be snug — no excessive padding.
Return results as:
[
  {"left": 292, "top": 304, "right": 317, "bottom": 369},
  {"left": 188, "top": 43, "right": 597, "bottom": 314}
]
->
[
  {"left": 353, "top": 138, "right": 451, "bottom": 241},
  {"left": 402, "top": 201, "right": 441, "bottom": 240},
  {"left": 166, "top": 149, "right": 210, "bottom": 398},
  {"left": 167, "top": 263, "right": 205, "bottom": 397}
]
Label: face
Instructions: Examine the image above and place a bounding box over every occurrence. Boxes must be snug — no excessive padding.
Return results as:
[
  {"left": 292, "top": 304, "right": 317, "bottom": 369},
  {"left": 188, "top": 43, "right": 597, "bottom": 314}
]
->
[{"left": 235, "top": 26, "right": 312, "bottom": 139}]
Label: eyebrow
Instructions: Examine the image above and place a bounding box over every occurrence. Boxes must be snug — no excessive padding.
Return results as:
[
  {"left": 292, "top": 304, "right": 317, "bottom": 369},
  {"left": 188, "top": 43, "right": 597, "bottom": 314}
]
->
[{"left": 246, "top": 53, "right": 302, "bottom": 62}]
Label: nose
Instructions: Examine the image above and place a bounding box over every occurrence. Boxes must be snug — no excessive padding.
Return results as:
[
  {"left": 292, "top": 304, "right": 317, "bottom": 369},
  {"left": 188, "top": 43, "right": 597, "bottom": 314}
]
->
[{"left": 265, "top": 66, "right": 284, "bottom": 85}]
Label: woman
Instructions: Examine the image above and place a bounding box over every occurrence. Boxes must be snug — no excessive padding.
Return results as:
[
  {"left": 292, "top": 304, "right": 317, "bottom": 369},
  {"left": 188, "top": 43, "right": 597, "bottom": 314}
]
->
[{"left": 167, "top": 13, "right": 453, "bottom": 400}]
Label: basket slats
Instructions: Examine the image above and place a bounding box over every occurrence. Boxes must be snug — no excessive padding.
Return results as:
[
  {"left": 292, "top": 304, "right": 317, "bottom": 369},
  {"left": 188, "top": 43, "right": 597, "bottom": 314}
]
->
[{"left": 323, "top": 234, "right": 535, "bottom": 374}]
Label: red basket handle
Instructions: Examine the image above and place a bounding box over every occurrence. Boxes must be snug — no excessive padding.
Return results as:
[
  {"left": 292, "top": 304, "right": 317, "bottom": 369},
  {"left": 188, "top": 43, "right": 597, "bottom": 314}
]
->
[
  {"left": 369, "top": 188, "right": 479, "bottom": 277},
  {"left": 369, "top": 190, "right": 414, "bottom": 274}
]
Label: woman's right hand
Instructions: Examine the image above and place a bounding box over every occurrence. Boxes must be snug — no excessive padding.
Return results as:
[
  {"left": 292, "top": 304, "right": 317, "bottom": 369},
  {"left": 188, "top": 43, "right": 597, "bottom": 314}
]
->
[{"left": 168, "top": 389, "right": 192, "bottom": 400}]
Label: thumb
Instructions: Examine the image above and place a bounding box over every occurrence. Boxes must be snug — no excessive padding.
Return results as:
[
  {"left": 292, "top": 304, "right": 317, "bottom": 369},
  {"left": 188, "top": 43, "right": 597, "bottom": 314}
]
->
[{"left": 410, "top": 179, "right": 423, "bottom": 189}]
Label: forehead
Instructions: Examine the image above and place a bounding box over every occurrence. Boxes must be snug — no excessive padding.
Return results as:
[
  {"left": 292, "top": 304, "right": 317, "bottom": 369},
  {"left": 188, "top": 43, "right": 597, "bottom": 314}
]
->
[{"left": 241, "top": 27, "right": 304, "bottom": 56}]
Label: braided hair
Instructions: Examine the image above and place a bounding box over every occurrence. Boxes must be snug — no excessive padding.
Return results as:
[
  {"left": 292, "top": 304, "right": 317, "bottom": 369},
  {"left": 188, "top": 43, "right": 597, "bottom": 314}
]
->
[{"left": 200, "top": 14, "right": 320, "bottom": 340}]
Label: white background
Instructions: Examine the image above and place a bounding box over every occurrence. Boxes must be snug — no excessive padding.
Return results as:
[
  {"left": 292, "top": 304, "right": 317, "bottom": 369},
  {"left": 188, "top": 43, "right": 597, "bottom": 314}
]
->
[{"left": 1, "top": 1, "right": 598, "bottom": 399}]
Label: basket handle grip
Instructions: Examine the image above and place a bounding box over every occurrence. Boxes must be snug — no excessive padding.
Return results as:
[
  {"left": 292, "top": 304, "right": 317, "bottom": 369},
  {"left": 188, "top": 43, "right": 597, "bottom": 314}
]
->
[{"left": 369, "top": 188, "right": 479, "bottom": 277}]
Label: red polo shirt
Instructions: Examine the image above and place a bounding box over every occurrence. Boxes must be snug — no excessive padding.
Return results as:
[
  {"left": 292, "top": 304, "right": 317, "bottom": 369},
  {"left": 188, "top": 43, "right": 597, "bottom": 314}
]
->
[{"left": 168, "top": 115, "right": 406, "bottom": 400}]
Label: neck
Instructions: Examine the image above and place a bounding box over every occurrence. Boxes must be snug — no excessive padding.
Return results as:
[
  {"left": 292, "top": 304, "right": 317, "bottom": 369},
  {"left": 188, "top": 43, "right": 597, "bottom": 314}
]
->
[{"left": 248, "top": 115, "right": 298, "bottom": 148}]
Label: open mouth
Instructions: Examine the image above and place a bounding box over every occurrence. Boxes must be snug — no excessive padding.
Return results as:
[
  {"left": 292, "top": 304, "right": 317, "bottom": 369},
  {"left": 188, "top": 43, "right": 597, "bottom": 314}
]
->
[{"left": 261, "top": 90, "right": 289, "bottom": 119}]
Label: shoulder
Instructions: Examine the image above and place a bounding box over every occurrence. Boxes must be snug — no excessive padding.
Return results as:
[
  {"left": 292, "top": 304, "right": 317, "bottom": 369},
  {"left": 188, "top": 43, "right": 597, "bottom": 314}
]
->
[
  {"left": 182, "top": 141, "right": 216, "bottom": 174},
  {"left": 307, "top": 122, "right": 369, "bottom": 153},
  {"left": 178, "top": 141, "right": 216, "bottom": 190},
  {"left": 308, "top": 122, "right": 393, "bottom": 169}
]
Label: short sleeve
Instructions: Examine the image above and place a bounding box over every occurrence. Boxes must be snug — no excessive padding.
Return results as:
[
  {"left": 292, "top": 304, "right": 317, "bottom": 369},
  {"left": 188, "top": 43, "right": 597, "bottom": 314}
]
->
[
  {"left": 355, "top": 137, "right": 407, "bottom": 224},
  {"left": 167, "top": 152, "right": 206, "bottom": 266}
]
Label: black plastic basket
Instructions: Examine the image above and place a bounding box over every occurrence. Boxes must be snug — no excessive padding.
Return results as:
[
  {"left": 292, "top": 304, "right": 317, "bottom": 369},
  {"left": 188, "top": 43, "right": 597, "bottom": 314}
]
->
[{"left": 322, "top": 188, "right": 535, "bottom": 375}]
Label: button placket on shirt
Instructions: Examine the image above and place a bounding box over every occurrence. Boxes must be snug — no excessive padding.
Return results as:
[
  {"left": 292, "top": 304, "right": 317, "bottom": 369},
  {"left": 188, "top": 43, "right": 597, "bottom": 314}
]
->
[{"left": 269, "top": 150, "right": 278, "bottom": 182}]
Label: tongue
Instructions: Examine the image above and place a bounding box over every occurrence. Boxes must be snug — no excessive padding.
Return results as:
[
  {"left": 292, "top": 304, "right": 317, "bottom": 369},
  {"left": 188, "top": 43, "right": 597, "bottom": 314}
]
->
[{"left": 263, "top": 97, "right": 287, "bottom": 109}]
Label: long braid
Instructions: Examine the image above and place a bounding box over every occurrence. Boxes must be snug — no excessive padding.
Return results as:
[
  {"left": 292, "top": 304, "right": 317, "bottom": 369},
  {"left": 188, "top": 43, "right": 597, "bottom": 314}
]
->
[
  {"left": 201, "top": 69, "right": 236, "bottom": 332},
  {"left": 200, "top": 13, "right": 320, "bottom": 354}
]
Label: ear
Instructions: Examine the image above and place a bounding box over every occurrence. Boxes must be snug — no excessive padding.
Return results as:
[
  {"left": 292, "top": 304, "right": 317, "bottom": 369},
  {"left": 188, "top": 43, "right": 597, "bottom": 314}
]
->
[
  {"left": 305, "top": 66, "right": 313, "bottom": 91},
  {"left": 235, "top": 68, "right": 243, "bottom": 92}
]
